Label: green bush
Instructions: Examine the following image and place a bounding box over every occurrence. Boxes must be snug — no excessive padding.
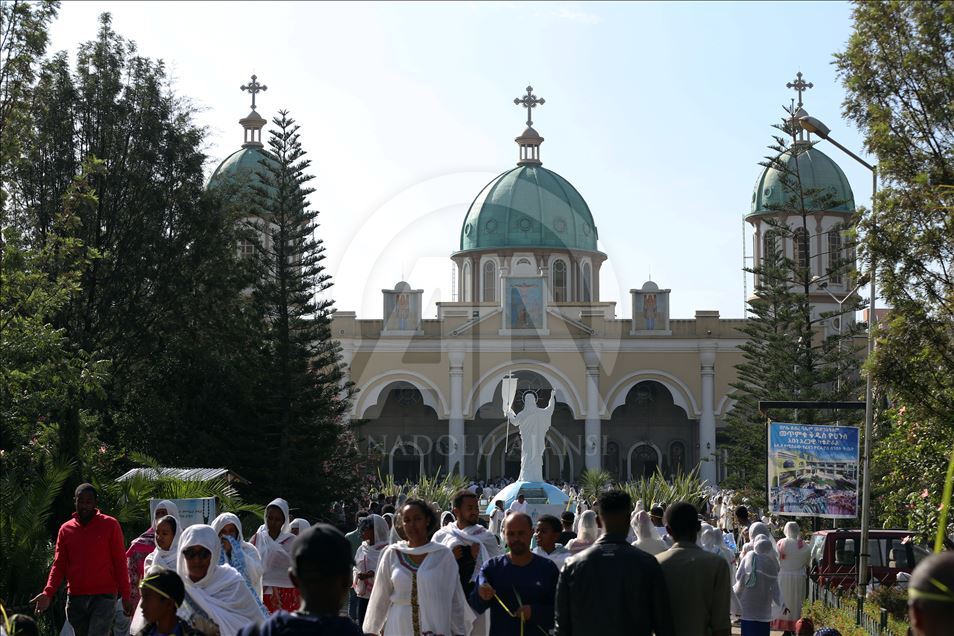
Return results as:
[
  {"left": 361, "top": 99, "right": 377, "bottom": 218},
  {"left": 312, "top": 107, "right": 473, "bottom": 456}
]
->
[{"left": 867, "top": 585, "right": 908, "bottom": 622}]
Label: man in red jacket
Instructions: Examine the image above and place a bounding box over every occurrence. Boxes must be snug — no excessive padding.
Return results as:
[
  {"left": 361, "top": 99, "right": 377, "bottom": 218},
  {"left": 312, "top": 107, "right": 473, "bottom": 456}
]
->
[{"left": 31, "top": 483, "right": 133, "bottom": 635}]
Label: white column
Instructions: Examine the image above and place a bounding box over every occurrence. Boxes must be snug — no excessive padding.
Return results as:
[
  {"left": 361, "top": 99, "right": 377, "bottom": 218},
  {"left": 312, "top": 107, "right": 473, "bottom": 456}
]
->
[
  {"left": 448, "top": 347, "right": 466, "bottom": 476},
  {"left": 699, "top": 343, "right": 717, "bottom": 485},
  {"left": 584, "top": 347, "right": 602, "bottom": 472}
]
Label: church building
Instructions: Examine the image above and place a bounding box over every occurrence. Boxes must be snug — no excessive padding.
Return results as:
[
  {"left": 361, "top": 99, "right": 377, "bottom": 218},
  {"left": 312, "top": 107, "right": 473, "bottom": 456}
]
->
[{"left": 209, "top": 78, "right": 860, "bottom": 486}]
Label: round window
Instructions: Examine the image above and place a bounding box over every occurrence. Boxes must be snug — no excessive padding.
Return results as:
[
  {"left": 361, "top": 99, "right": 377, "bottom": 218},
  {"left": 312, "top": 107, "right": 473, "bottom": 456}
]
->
[
  {"left": 554, "top": 218, "right": 567, "bottom": 233},
  {"left": 464, "top": 223, "right": 473, "bottom": 236},
  {"left": 486, "top": 219, "right": 498, "bottom": 233},
  {"left": 518, "top": 218, "right": 532, "bottom": 232}
]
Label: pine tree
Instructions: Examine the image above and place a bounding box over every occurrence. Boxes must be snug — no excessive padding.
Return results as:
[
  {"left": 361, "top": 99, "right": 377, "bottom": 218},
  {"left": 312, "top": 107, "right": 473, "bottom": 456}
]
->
[
  {"left": 721, "top": 111, "right": 866, "bottom": 497},
  {"left": 246, "top": 111, "right": 362, "bottom": 518}
]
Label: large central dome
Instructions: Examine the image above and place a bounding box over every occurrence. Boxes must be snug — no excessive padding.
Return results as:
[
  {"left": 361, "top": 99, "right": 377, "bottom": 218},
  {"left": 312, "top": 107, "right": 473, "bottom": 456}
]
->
[{"left": 458, "top": 165, "right": 598, "bottom": 253}]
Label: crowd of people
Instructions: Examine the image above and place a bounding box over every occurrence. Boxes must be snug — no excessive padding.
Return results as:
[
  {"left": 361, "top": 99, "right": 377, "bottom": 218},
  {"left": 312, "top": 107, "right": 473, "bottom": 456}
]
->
[{"left": 9, "top": 481, "right": 953, "bottom": 636}]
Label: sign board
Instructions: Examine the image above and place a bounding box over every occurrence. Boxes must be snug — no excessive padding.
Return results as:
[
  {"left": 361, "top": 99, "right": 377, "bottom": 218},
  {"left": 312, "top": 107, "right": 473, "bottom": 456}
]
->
[
  {"left": 149, "top": 497, "right": 217, "bottom": 528},
  {"left": 767, "top": 422, "right": 859, "bottom": 519}
]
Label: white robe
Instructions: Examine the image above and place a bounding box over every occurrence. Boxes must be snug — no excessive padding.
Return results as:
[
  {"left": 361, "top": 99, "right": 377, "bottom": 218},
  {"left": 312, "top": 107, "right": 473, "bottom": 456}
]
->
[
  {"left": 250, "top": 498, "right": 296, "bottom": 590},
  {"left": 362, "top": 541, "right": 471, "bottom": 636},
  {"left": 211, "top": 512, "right": 264, "bottom": 599},
  {"left": 734, "top": 537, "right": 782, "bottom": 623},
  {"left": 354, "top": 514, "right": 390, "bottom": 599},
  {"left": 176, "top": 525, "right": 266, "bottom": 636},
  {"left": 775, "top": 531, "right": 810, "bottom": 627}
]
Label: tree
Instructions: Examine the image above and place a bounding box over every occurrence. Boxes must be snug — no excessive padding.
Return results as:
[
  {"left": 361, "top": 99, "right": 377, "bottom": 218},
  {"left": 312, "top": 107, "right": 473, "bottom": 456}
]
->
[
  {"left": 245, "top": 111, "right": 363, "bottom": 518},
  {"left": 835, "top": 0, "right": 954, "bottom": 534},
  {"left": 721, "top": 112, "right": 865, "bottom": 497}
]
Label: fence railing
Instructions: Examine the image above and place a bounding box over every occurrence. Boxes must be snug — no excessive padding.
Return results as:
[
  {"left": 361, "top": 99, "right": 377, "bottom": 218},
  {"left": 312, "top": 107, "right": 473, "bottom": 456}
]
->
[{"left": 808, "top": 579, "right": 901, "bottom": 636}]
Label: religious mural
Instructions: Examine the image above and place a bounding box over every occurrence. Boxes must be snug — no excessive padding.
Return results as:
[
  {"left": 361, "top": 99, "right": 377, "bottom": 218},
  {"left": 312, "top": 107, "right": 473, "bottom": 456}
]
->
[{"left": 506, "top": 277, "right": 545, "bottom": 330}]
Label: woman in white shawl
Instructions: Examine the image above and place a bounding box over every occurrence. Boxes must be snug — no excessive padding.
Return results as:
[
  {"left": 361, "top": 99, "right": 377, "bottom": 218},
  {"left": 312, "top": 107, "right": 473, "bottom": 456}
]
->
[
  {"left": 211, "top": 512, "right": 264, "bottom": 599},
  {"left": 289, "top": 518, "right": 310, "bottom": 536},
  {"left": 130, "top": 515, "right": 182, "bottom": 633},
  {"left": 440, "top": 511, "right": 456, "bottom": 527},
  {"left": 740, "top": 521, "right": 778, "bottom": 561},
  {"left": 362, "top": 499, "right": 470, "bottom": 636},
  {"left": 734, "top": 535, "right": 787, "bottom": 636},
  {"left": 249, "top": 498, "right": 299, "bottom": 613},
  {"left": 177, "top": 524, "right": 267, "bottom": 636},
  {"left": 632, "top": 510, "right": 669, "bottom": 555},
  {"left": 566, "top": 510, "right": 600, "bottom": 554},
  {"left": 771, "top": 521, "right": 810, "bottom": 633},
  {"left": 353, "top": 514, "right": 390, "bottom": 623}
]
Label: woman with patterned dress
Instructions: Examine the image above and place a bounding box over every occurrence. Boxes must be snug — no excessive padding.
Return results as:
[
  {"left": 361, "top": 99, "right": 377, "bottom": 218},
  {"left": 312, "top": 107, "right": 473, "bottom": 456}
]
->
[
  {"left": 249, "top": 498, "right": 300, "bottom": 613},
  {"left": 362, "top": 500, "right": 470, "bottom": 636}
]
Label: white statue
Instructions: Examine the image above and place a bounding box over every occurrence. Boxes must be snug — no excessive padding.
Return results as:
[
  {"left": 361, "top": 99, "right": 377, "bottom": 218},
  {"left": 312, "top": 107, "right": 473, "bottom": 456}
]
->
[{"left": 505, "top": 391, "right": 555, "bottom": 482}]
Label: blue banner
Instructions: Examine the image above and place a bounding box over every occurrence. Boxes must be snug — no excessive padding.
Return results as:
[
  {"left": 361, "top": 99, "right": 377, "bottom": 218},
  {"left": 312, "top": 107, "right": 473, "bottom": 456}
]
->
[{"left": 767, "top": 422, "right": 859, "bottom": 519}]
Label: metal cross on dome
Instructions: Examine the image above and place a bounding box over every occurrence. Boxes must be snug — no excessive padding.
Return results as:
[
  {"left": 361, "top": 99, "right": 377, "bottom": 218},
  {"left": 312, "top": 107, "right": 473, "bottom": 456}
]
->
[
  {"left": 514, "top": 85, "right": 545, "bottom": 127},
  {"left": 240, "top": 74, "right": 267, "bottom": 110},
  {"left": 786, "top": 71, "right": 813, "bottom": 109}
]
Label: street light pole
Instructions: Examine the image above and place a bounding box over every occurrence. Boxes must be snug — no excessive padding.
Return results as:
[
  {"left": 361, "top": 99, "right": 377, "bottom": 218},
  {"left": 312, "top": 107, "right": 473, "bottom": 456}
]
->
[{"left": 800, "top": 115, "right": 878, "bottom": 624}]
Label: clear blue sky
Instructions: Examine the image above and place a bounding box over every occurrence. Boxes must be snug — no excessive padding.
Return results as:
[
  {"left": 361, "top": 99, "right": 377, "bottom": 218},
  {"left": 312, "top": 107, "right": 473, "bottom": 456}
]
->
[{"left": 48, "top": 1, "right": 874, "bottom": 319}]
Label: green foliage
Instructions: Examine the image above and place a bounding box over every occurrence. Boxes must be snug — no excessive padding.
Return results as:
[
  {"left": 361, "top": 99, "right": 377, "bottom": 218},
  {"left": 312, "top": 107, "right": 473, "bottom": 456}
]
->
[
  {"left": 242, "top": 110, "right": 362, "bottom": 518},
  {"left": 401, "top": 470, "right": 469, "bottom": 512},
  {"left": 836, "top": 1, "right": 954, "bottom": 538},
  {"left": 0, "top": 455, "right": 72, "bottom": 606},
  {"left": 723, "top": 112, "right": 864, "bottom": 494},
  {"left": 616, "top": 467, "right": 708, "bottom": 510},
  {"left": 873, "top": 407, "right": 954, "bottom": 546},
  {"left": 577, "top": 469, "right": 613, "bottom": 502}
]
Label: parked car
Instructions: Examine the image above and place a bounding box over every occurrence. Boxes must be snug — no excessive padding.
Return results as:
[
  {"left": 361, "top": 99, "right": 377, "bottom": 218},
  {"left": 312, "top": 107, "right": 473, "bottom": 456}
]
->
[{"left": 809, "top": 529, "right": 931, "bottom": 588}]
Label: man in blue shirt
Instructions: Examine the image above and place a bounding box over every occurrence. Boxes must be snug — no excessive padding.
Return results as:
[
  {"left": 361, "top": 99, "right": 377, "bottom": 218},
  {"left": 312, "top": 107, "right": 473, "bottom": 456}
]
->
[{"left": 470, "top": 512, "right": 560, "bottom": 636}]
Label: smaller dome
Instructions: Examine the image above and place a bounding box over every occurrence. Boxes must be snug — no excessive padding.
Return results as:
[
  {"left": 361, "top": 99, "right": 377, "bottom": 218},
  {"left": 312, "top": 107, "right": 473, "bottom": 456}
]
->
[
  {"left": 641, "top": 280, "right": 659, "bottom": 291},
  {"left": 749, "top": 143, "right": 855, "bottom": 216},
  {"left": 394, "top": 281, "right": 412, "bottom": 292},
  {"left": 207, "top": 146, "right": 277, "bottom": 192}
]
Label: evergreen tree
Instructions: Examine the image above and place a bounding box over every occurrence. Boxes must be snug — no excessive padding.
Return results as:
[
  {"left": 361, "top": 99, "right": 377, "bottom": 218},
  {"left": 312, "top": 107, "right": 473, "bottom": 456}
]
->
[
  {"left": 835, "top": 0, "right": 954, "bottom": 534},
  {"left": 721, "top": 112, "right": 865, "bottom": 496},
  {"left": 246, "top": 111, "right": 362, "bottom": 517}
]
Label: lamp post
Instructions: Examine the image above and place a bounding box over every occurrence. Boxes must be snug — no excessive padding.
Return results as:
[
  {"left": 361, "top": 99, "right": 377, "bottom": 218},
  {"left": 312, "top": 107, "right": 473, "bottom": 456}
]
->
[{"left": 800, "top": 114, "right": 877, "bottom": 624}]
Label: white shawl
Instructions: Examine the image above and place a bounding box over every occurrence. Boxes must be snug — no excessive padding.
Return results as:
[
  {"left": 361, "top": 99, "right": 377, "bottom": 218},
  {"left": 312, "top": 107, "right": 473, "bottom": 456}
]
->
[
  {"left": 353, "top": 514, "right": 390, "bottom": 597},
  {"left": 177, "top": 525, "right": 265, "bottom": 636},
  {"left": 362, "top": 541, "right": 471, "bottom": 636},
  {"left": 211, "top": 512, "right": 264, "bottom": 598},
  {"left": 632, "top": 510, "right": 669, "bottom": 556},
  {"left": 431, "top": 522, "right": 501, "bottom": 582},
  {"left": 251, "top": 499, "right": 296, "bottom": 588},
  {"left": 153, "top": 500, "right": 180, "bottom": 528},
  {"left": 146, "top": 514, "right": 182, "bottom": 570}
]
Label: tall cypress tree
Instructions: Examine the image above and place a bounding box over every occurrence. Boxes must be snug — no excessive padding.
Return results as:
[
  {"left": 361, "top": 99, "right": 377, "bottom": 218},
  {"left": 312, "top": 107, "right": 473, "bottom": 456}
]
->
[
  {"left": 247, "top": 111, "right": 362, "bottom": 517},
  {"left": 721, "top": 111, "right": 865, "bottom": 497}
]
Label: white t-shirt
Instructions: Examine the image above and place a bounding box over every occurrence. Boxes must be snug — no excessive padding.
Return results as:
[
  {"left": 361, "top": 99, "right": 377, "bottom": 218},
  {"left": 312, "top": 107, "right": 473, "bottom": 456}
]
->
[{"left": 509, "top": 500, "right": 528, "bottom": 513}]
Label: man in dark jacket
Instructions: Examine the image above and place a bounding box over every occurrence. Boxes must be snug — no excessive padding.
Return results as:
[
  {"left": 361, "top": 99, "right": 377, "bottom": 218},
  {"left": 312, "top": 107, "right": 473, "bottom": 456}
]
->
[{"left": 555, "top": 490, "right": 674, "bottom": 636}]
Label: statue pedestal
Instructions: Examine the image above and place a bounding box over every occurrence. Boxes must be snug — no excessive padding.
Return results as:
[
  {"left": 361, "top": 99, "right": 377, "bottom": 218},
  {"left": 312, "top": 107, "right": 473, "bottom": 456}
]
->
[{"left": 485, "top": 480, "right": 571, "bottom": 522}]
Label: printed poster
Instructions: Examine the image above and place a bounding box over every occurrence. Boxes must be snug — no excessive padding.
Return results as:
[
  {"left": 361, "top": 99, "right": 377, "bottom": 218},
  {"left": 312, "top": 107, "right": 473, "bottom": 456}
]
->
[{"left": 767, "top": 422, "right": 859, "bottom": 519}]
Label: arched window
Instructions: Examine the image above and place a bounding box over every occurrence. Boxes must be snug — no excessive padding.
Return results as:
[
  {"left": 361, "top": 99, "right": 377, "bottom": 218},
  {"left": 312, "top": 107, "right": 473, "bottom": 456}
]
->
[
  {"left": 794, "top": 227, "right": 810, "bottom": 272},
  {"left": 828, "top": 227, "right": 843, "bottom": 285},
  {"left": 482, "top": 260, "right": 496, "bottom": 302},
  {"left": 552, "top": 259, "right": 567, "bottom": 302},
  {"left": 581, "top": 262, "right": 592, "bottom": 302},
  {"left": 763, "top": 230, "right": 778, "bottom": 266},
  {"left": 462, "top": 261, "right": 472, "bottom": 302}
]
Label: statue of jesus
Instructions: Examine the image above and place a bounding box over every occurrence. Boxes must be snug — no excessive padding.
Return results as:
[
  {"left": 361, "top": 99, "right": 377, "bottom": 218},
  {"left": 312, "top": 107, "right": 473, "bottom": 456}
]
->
[{"left": 505, "top": 391, "right": 555, "bottom": 482}]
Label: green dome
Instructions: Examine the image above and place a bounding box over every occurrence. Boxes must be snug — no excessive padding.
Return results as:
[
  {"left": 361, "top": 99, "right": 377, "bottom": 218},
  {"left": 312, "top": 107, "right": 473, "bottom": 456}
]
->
[
  {"left": 750, "top": 143, "right": 855, "bottom": 217},
  {"left": 459, "top": 166, "right": 598, "bottom": 252},
  {"left": 207, "top": 146, "right": 277, "bottom": 192}
]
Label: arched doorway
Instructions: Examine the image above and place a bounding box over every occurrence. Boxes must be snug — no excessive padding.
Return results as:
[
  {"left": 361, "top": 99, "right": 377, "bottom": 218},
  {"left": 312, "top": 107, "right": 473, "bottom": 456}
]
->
[
  {"left": 604, "top": 441, "right": 621, "bottom": 481},
  {"left": 629, "top": 443, "right": 660, "bottom": 479},
  {"left": 391, "top": 442, "right": 424, "bottom": 483},
  {"left": 669, "top": 441, "right": 687, "bottom": 476}
]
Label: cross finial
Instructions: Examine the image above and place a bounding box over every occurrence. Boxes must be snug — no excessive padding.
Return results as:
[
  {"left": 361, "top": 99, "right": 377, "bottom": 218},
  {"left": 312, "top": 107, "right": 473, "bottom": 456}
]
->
[
  {"left": 786, "top": 71, "right": 813, "bottom": 109},
  {"left": 240, "top": 74, "right": 267, "bottom": 110},
  {"left": 513, "top": 85, "right": 545, "bottom": 127}
]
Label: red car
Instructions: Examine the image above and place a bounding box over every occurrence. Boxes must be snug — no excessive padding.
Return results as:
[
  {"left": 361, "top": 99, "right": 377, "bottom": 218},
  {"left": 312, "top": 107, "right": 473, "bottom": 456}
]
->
[{"left": 809, "top": 529, "right": 930, "bottom": 588}]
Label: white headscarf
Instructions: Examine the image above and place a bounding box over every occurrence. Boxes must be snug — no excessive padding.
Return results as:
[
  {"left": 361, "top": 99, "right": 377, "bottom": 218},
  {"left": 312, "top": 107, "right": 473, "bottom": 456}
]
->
[
  {"left": 355, "top": 514, "right": 390, "bottom": 576},
  {"left": 148, "top": 514, "right": 182, "bottom": 570},
  {"left": 177, "top": 525, "right": 266, "bottom": 636},
  {"left": 253, "top": 499, "right": 296, "bottom": 588},
  {"left": 440, "top": 511, "right": 456, "bottom": 527},
  {"left": 290, "top": 518, "right": 310, "bottom": 535},
  {"left": 632, "top": 510, "right": 669, "bottom": 555},
  {"left": 211, "top": 512, "right": 264, "bottom": 598},
  {"left": 153, "top": 500, "right": 180, "bottom": 528}
]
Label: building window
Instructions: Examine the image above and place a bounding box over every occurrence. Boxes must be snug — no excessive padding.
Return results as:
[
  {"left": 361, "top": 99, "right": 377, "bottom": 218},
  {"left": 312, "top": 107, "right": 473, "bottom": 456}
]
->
[
  {"left": 237, "top": 238, "right": 255, "bottom": 259},
  {"left": 794, "top": 227, "right": 810, "bottom": 272},
  {"left": 482, "top": 261, "right": 496, "bottom": 302},
  {"left": 763, "top": 230, "right": 778, "bottom": 266},
  {"left": 581, "top": 262, "right": 592, "bottom": 302},
  {"left": 828, "top": 227, "right": 843, "bottom": 285},
  {"left": 552, "top": 259, "right": 567, "bottom": 302},
  {"left": 462, "top": 261, "right": 472, "bottom": 302}
]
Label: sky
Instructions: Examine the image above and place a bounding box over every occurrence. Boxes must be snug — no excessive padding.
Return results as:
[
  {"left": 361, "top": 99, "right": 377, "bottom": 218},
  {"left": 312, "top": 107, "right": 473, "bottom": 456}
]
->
[{"left": 47, "top": 1, "right": 875, "bottom": 320}]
